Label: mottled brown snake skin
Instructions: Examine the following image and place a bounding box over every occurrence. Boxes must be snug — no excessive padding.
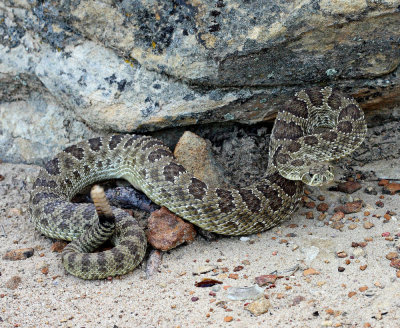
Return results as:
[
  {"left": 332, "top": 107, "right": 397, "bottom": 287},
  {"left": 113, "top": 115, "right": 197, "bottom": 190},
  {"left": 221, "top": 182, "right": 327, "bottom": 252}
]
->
[{"left": 29, "top": 87, "right": 367, "bottom": 279}]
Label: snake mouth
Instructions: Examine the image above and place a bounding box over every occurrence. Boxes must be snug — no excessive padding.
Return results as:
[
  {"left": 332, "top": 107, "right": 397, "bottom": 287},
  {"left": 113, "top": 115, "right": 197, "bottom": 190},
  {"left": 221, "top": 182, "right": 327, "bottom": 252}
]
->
[{"left": 300, "top": 164, "right": 334, "bottom": 186}]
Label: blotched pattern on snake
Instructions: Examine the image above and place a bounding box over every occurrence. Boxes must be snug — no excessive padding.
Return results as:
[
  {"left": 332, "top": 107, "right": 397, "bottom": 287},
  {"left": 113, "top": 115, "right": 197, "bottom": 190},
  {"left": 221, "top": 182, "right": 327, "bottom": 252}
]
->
[{"left": 29, "top": 87, "right": 367, "bottom": 279}]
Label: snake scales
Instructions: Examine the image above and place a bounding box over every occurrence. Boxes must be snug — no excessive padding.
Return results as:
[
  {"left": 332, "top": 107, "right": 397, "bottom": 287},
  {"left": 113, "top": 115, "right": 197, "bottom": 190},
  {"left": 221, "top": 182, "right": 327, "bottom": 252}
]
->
[{"left": 29, "top": 87, "right": 367, "bottom": 279}]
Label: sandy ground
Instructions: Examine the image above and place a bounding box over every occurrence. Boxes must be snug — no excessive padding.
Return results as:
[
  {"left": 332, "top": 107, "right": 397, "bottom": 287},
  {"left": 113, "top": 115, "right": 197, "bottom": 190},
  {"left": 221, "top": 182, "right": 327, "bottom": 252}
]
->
[{"left": 1, "top": 139, "right": 400, "bottom": 327}]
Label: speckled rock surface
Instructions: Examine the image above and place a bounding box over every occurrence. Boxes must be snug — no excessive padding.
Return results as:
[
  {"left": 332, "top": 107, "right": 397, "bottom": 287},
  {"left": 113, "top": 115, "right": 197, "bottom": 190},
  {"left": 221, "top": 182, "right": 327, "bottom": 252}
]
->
[{"left": 0, "top": 0, "right": 399, "bottom": 163}]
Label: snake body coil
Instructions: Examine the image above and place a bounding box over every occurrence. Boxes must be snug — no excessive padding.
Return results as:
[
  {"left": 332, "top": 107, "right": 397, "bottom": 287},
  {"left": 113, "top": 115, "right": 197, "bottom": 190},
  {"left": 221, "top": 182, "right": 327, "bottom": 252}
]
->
[{"left": 29, "top": 87, "right": 367, "bottom": 279}]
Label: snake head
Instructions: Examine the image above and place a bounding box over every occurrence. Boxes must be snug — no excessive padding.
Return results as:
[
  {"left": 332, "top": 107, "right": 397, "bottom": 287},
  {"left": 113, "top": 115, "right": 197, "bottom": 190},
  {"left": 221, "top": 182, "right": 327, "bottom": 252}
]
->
[{"left": 300, "top": 163, "right": 334, "bottom": 186}]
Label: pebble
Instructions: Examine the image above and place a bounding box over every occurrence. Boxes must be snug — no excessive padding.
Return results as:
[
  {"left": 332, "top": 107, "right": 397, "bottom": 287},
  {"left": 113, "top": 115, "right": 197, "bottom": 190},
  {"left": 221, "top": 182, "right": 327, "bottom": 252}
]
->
[
  {"left": 146, "top": 207, "right": 196, "bottom": 251},
  {"left": 254, "top": 274, "right": 277, "bottom": 286},
  {"left": 385, "top": 252, "right": 398, "bottom": 260},
  {"left": 348, "top": 224, "right": 358, "bottom": 230},
  {"left": 360, "top": 265, "right": 368, "bottom": 271},
  {"left": 50, "top": 241, "right": 68, "bottom": 253},
  {"left": 301, "top": 246, "right": 320, "bottom": 264},
  {"left": 317, "top": 203, "right": 329, "bottom": 212},
  {"left": 330, "top": 211, "right": 345, "bottom": 222},
  {"left": 240, "top": 237, "right": 250, "bottom": 242},
  {"left": 226, "top": 285, "right": 264, "bottom": 301},
  {"left": 348, "top": 291, "right": 357, "bottom": 298},
  {"left": 337, "top": 181, "right": 362, "bottom": 194},
  {"left": 364, "top": 186, "right": 377, "bottom": 195},
  {"left": 193, "top": 265, "right": 217, "bottom": 275},
  {"left": 244, "top": 297, "right": 270, "bottom": 316},
  {"left": 3, "top": 248, "right": 34, "bottom": 261},
  {"left": 338, "top": 267, "right": 345, "bottom": 272},
  {"left": 5, "top": 276, "right": 22, "bottom": 290},
  {"left": 363, "top": 222, "right": 374, "bottom": 229},
  {"left": 359, "top": 286, "right": 368, "bottom": 292},
  {"left": 146, "top": 249, "right": 163, "bottom": 279},
  {"left": 303, "top": 268, "right": 319, "bottom": 276},
  {"left": 223, "top": 316, "right": 233, "bottom": 322},
  {"left": 334, "top": 200, "right": 363, "bottom": 214},
  {"left": 337, "top": 251, "right": 348, "bottom": 258},
  {"left": 390, "top": 259, "right": 400, "bottom": 269},
  {"left": 383, "top": 182, "right": 400, "bottom": 195}
]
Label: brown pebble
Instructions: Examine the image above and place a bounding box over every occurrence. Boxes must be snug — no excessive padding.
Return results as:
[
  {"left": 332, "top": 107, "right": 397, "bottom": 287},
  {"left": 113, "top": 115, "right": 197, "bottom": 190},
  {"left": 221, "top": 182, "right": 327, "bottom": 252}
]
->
[
  {"left": 337, "top": 251, "right": 348, "bottom": 258},
  {"left": 364, "top": 211, "right": 370, "bottom": 216},
  {"left": 50, "top": 241, "right": 68, "bottom": 253},
  {"left": 331, "top": 222, "right": 344, "bottom": 230},
  {"left": 348, "top": 224, "right": 357, "bottom": 230},
  {"left": 305, "top": 211, "right": 314, "bottom": 219},
  {"left": 3, "top": 248, "right": 34, "bottom": 261},
  {"left": 383, "top": 183, "right": 400, "bottom": 195},
  {"left": 383, "top": 213, "right": 391, "bottom": 221},
  {"left": 303, "top": 268, "right": 319, "bottom": 276},
  {"left": 386, "top": 252, "right": 398, "bottom": 260},
  {"left": 363, "top": 222, "right": 374, "bottom": 229},
  {"left": 318, "top": 213, "right": 327, "bottom": 221},
  {"left": 348, "top": 291, "right": 357, "bottom": 298},
  {"left": 378, "top": 179, "right": 389, "bottom": 186},
  {"left": 334, "top": 200, "right": 363, "bottom": 214},
  {"left": 233, "top": 266, "right": 244, "bottom": 272},
  {"left": 228, "top": 273, "right": 239, "bottom": 279},
  {"left": 338, "top": 267, "right": 345, "bottom": 272},
  {"left": 41, "top": 266, "right": 49, "bottom": 275},
  {"left": 305, "top": 201, "right": 315, "bottom": 209},
  {"left": 396, "top": 271, "right": 400, "bottom": 278},
  {"left": 317, "top": 195, "right": 325, "bottom": 201},
  {"left": 146, "top": 207, "right": 196, "bottom": 251},
  {"left": 375, "top": 201, "right": 384, "bottom": 208},
  {"left": 5, "top": 276, "right": 22, "bottom": 290},
  {"left": 317, "top": 203, "right": 329, "bottom": 212},
  {"left": 345, "top": 259, "right": 351, "bottom": 265},
  {"left": 255, "top": 274, "right": 277, "bottom": 286},
  {"left": 337, "top": 181, "right": 362, "bottom": 194},
  {"left": 360, "top": 265, "right": 368, "bottom": 271},
  {"left": 330, "top": 211, "right": 345, "bottom": 222},
  {"left": 288, "top": 224, "right": 298, "bottom": 228},
  {"left": 390, "top": 259, "right": 400, "bottom": 269},
  {"left": 224, "top": 316, "right": 233, "bottom": 322},
  {"left": 359, "top": 286, "right": 368, "bottom": 292}
]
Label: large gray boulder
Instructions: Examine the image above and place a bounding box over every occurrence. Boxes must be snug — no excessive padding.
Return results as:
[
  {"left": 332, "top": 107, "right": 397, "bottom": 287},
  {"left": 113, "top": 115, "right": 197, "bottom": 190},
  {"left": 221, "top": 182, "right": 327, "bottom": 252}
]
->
[{"left": 0, "top": 0, "right": 399, "bottom": 163}]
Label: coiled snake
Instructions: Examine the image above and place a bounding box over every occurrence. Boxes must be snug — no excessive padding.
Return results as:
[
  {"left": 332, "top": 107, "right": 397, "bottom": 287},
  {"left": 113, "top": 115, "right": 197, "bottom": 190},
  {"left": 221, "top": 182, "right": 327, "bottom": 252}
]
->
[{"left": 29, "top": 87, "right": 367, "bottom": 279}]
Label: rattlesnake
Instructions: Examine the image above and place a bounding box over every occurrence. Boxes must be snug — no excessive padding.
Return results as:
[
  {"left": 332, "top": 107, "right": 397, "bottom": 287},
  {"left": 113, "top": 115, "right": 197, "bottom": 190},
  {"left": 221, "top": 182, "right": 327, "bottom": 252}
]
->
[{"left": 29, "top": 87, "right": 367, "bottom": 279}]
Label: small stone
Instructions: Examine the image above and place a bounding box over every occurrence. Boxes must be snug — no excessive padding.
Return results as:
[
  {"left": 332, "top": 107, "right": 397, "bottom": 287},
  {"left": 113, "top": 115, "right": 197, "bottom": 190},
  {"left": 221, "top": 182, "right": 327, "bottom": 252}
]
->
[
  {"left": 348, "top": 291, "right": 357, "bottom": 298},
  {"left": 337, "top": 181, "right": 362, "bottom": 194},
  {"left": 305, "top": 211, "right": 314, "bottom": 219},
  {"left": 352, "top": 248, "right": 365, "bottom": 258},
  {"left": 337, "top": 251, "right": 347, "bottom": 258},
  {"left": 318, "top": 195, "right": 325, "bottom": 201},
  {"left": 233, "top": 265, "right": 244, "bottom": 272},
  {"left": 386, "top": 252, "right": 398, "bottom": 260},
  {"left": 378, "top": 179, "right": 389, "bottom": 186},
  {"left": 305, "top": 201, "right": 315, "bottom": 208},
  {"left": 3, "top": 248, "right": 34, "bottom": 261},
  {"left": 348, "top": 224, "right": 358, "bottom": 230},
  {"left": 226, "top": 285, "right": 264, "bottom": 301},
  {"left": 390, "top": 259, "right": 400, "bottom": 269},
  {"left": 147, "top": 207, "right": 196, "bottom": 251},
  {"left": 381, "top": 232, "right": 390, "bottom": 237},
  {"left": 5, "top": 276, "right": 22, "bottom": 290},
  {"left": 363, "top": 221, "right": 374, "bottom": 229},
  {"left": 334, "top": 200, "right": 363, "bottom": 214},
  {"left": 191, "top": 296, "right": 199, "bottom": 302},
  {"left": 330, "top": 211, "right": 345, "bottom": 222},
  {"left": 375, "top": 201, "right": 384, "bottom": 208},
  {"left": 7, "top": 208, "right": 22, "bottom": 216},
  {"left": 321, "top": 321, "right": 333, "bottom": 327},
  {"left": 364, "top": 186, "right": 377, "bottom": 195},
  {"left": 359, "top": 286, "right": 368, "bottom": 292},
  {"left": 338, "top": 267, "right": 345, "bottom": 272},
  {"left": 50, "top": 241, "right": 68, "bottom": 253},
  {"left": 383, "top": 182, "right": 400, "bottom": 195},
  {"left": 193, "top": 265, "right": 217, "bottom": 275},
  {"left": 224, "top": 316, "right": 233, "bottom": 322},
  {"left": 244, "top": 297, "right": 270, "bottom": 316},
  {"left": 292, "top": 295, "right": 305, "bottom": 306},
  {"left": 41, "top": 266, "right": 49, "bottom": 275},
  {"left": 255, "top": 274, "right": 277, "bottom": 286},
  {"left": 146, "top": 249, "right": 163, "bottom": 279},
  {"left": 240, "top": 236, "right": 250, "bottom": 242},
  {"left": 303, "top": 268, "right": 319, "bottom": 276},
  {"left": 228, "top": 273, "right": 238, "bottom": 279},
  {"left": 360, "top": 265, "right": 368, "bottom": 271},
  {"left": 331, "top": 221, "right": 344, "bottom": 230},
  {"left": 317, "top": 203, "right": 329, "bottom": 212},
  {"left": 396, "top": 271, "right": 400, "bottom": 278},
  {"left": 383, "top": 214, "right": 391, "bottom": 221}
]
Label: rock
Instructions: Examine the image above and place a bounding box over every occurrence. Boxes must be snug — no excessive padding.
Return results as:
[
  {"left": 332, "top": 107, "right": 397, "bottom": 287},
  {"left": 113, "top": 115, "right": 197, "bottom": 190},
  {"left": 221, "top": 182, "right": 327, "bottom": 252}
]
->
[
  {"left": 193, "top": 265, "right": 217, "bottom": 275},
  {"left": 301, "top": 246, "right": 320, "bottom": 264},
  {"left": 173, "top": 131, "right": 226, "bottom": 188},
  {"left": 50, "top": 241, "right": 68, "bottom": 253},
  {"left": 146, "top": 207, "right": 196, "bottom": 251},
  {"left": 364, "top": 187, "right": 378, "bottom": 195},
  {"left": 316, "top": 203, "right": 329, "bottom": 212},
  {"left": 363, "top": 221, "right": 375, "bottom": 229},
  {"left": 334, "top": 201, "right": 363, "bottom": 214},
  {"left": 1, "top": 1, "right": 399, "bottom": 163},
  {"left": 352, "top": 248, "right": 365, "bottom": 258},
  {"left": 303, "top": 268, "right": 319, "bottom": 276},
  {"left": 383, "top": 183, "right": 400, "bottom": 195},
  {"left": 244, "top": 297, "right": 271, "bottom": 316},
  {"left": 3, "top": 248, "right": 34, "bottom": 261},
  {"left": 329, "top": 211, "right": 345, "bottom": 222},
  {"left": 226, "top": 285, "right": 264, "bottom": 301},
  {"left": 255, "top": 274, "right": 277, "bottom": 286},
  {"left": 337, "top": 181, "right": 362, "bottom": 194},
  {"left": 390, "top": 259, "right": 400, "bottom": 269},
  {"left": 146, "top": 250, "right": 163, "bottom": 279},
  {"left": 5, "top": 276, "right": 22, "bottom": 290},
  {"left": 385, "top": 252, "right": 398, "bottom": 260}
]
